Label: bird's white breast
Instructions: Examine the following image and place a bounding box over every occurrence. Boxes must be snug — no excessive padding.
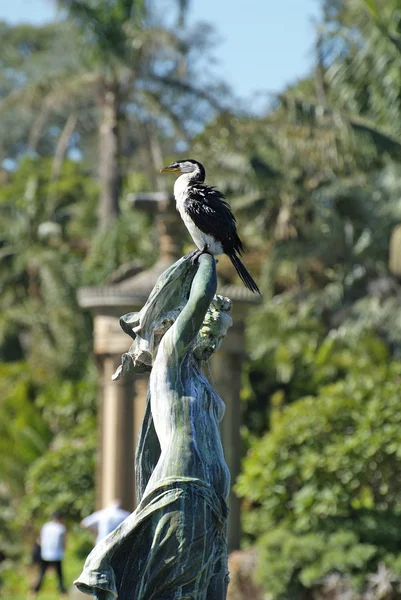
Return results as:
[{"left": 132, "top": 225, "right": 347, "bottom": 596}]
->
[{"left": 174, "top": 176, "right": 224, "bottom": 256}]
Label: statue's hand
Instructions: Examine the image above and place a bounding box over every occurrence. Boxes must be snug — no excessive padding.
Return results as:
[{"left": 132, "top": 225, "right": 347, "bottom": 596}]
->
[{"left": 112, "top": 348, "right": 151, "bottom": 381}]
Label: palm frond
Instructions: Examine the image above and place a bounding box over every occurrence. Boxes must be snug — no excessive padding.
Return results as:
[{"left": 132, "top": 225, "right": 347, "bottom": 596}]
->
[
  {"left": 153, "top": 74, "right": 224, "bottom": 112},
  {"left": 277, "top": 94, "right": 401, "bottom": 163}
]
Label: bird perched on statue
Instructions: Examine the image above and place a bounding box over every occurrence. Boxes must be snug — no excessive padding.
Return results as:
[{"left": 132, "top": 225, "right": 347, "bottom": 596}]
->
[{"left": 160, "top": 158, "right": 260, "bottom": 294}]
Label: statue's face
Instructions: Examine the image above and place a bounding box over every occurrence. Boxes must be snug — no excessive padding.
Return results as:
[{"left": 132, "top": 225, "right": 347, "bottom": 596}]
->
[{"left": 193, "top": 316, "right": 231, "bottom": 361}]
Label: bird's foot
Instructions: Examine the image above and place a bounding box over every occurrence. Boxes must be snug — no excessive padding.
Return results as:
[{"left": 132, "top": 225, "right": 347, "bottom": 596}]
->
[
  {"left": 190, "top": 246, "right": 210, "bottom": 265},
  {"left": 184, "top": 249, "right": 198, "bottom": 261},
  {"left": 184, "top": 247, "right": 210, "bottom": 265},
  {"left": 191, "top": 249, "right": 204, "bottom": 265}
]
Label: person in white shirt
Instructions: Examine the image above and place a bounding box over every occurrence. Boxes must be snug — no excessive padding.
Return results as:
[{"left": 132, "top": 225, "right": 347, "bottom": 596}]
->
[
  {"left": 80, "top": 499, "right": 131, "bottom": 545},
  {"left": 30, "top": 511, "right": 67, "bottom": 597}
]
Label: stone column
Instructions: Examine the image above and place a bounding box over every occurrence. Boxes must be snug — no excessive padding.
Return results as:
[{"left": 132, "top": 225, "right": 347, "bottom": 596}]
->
[
  {"left": 92, "top": 315, "right": 148, "bottom": 512},
  {"left": 98, "top": 356, "right": 135, "bottom": 510},
  {"left": 95, "top": 354, "right": 149, "bottom": 512}
]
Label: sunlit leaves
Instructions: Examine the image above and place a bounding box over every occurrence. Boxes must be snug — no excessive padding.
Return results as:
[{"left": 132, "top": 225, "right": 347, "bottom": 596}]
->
[{"left": 237, "top": 357, "right": 401, "bottom": 597}]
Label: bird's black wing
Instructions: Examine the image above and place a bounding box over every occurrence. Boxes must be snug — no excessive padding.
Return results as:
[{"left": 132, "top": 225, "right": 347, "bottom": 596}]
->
[{"left": 185, "top": 184, "right": 244, "bottom": 255}]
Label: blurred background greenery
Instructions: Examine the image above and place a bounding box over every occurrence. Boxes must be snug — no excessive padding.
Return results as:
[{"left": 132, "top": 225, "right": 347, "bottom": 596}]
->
[{"left": 1, "top": 0, "right": 401, "bottom": 598}]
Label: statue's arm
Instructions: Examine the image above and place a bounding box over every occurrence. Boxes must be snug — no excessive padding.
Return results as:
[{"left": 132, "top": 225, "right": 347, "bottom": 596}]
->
[{"left": 162, "top": 253, "right": 217, "bottom": 362}]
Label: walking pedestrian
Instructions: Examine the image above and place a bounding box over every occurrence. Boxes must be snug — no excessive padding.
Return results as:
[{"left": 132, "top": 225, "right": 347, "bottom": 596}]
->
[
  {"left": 29, "top": 511, "right": 67, "bottom": 598},
  {"left": 80, "top": 499, "right": 130, "bottom": 545}
]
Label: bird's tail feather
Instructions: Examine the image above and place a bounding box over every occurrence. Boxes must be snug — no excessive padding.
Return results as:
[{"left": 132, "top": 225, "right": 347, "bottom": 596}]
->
[{"left": 229, "top": 253, "right": 261, "bottom": 294}]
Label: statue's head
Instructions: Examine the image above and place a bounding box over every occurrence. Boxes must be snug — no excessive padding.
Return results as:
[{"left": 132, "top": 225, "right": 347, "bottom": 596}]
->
[
  {"left": 129, "top": 294, "right": 232, "bottom": 364},
  {"left": 193, "top": 295, "right": 233, "bottom": 361}
]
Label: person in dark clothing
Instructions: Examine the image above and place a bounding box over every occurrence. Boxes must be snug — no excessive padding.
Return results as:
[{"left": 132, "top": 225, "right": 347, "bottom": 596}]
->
[
  {"left": 29, "top": 511, "right": 67, "bottom": 598},
  {"left": 31, "top": 537, "right": 42, "bottom": 567}
]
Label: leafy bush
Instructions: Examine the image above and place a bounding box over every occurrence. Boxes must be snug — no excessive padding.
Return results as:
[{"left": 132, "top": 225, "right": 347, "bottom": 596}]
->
[
  {"left": 22, "top": 421, "right": 97, "bottom": 523},
  {"left": 236, "top": 353, "right": 401, "bottom": 597}
]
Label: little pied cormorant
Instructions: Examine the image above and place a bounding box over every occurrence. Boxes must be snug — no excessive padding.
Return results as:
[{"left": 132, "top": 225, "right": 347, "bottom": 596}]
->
[{"left": 160, "top": 158, "right": 260, "bottom": 294}]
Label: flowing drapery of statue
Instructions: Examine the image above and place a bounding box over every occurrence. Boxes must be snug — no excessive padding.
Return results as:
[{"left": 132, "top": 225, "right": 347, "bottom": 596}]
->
[{"left": 75, "top": 253, "right": 233, "bottom": 599}]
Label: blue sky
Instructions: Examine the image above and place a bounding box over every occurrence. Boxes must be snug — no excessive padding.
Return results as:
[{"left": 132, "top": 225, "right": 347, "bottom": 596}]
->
[{"left": 0, "top": 0, "right": 321, "bottom": 109}]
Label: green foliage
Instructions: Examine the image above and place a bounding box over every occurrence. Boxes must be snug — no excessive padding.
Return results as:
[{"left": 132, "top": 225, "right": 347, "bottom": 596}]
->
[
  {"left": 82, "top": 208, "right": 155, "bottom": 284},
  {"left": 256, "top": 529, "right": 376, "bottom": 598},
  {"left": 217, "top": 9, "right": 401, "bottom": 592},
  {"left": 240, "top": 159, "right": 401, "bottom": 432},
  {"left": 0, "top": 20, "right": 82, "bottom": 161},
  {"left": 237, "top": 354, "right": 401, "bottom": 597},
  {"left": 0, "top": 363, "right": 52, "bottom": 493},
  {"left": 0, "top": 361, "right": 52, "bottom": 587},
  {"left": 0, "top": 157, "right": 96, "bottom": 378},
  {"left": 0, "top": 156, "right": 101, "bottom": 586},
  {"left": 0, "top": 484, "right": 21, "bottom": 578},
  {"left": 323, "top": 0, "right": 401, "bottom": 136},
  {"left": 36, "top": 362, "right": 98, "bottom": 434},
  {"left": 23, "top": 421, "right": 97, "bottom": 523}
]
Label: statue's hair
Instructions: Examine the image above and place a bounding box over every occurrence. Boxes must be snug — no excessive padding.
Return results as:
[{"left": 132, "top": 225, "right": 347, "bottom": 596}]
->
[
  {"left": 204, "top": 295, "right": 232, "bottom": 325},
  {"left": 198, "top": 295, "right": 233, "bottom": 345},
  {"left": 210, "top": 295, "right": 232, "bottom": 313}
]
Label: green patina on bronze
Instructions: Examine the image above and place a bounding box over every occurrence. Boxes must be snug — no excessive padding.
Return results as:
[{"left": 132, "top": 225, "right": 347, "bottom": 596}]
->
[{"left": 75, "top": 254, "right": 232, "bottom": 599}]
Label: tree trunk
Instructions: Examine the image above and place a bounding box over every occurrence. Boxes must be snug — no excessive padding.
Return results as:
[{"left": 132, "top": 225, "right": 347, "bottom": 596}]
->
[
  {"left": 28, "top": 99, "right": 52, "bottom": 153},
  {"left": 98, "top": 86, "right": 121, "bottom": 229},
  {"left": 144, "top": 121, "right": 165, "bottom": 191},
  {"left": 51, "top": 113, "right": 78, "bottom": 184}
]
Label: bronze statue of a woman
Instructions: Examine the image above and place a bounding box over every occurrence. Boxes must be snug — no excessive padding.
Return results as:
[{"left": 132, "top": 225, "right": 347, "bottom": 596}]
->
[{"left": 75, "top": 253, "right": 232, "bottom": 599}]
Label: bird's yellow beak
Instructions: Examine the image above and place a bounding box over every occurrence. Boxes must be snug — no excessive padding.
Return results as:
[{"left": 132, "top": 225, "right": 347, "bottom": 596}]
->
[{"left": 160, "top": 166, "right": 181, "bottom": 173}]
